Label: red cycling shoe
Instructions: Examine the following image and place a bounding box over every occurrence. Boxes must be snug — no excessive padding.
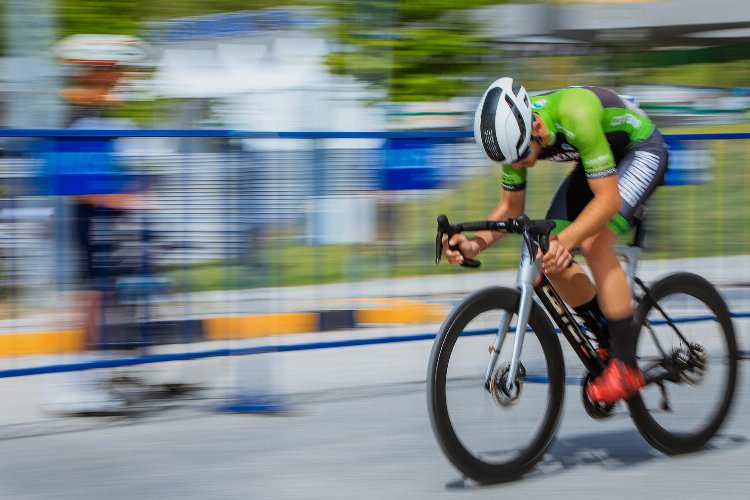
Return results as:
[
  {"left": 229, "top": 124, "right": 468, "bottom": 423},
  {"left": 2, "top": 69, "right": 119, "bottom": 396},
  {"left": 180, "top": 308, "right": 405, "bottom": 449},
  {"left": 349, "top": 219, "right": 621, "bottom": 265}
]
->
[{"left": 586, "top": 359, "right": 645, "bottom": 404}]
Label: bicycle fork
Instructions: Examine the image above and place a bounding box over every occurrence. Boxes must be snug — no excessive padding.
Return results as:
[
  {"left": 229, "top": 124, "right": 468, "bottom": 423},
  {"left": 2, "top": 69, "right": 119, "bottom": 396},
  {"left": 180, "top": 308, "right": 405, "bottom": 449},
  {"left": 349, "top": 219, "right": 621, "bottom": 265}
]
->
[{"left": 484, "top": 242, "right": 541, "bottom": 393}]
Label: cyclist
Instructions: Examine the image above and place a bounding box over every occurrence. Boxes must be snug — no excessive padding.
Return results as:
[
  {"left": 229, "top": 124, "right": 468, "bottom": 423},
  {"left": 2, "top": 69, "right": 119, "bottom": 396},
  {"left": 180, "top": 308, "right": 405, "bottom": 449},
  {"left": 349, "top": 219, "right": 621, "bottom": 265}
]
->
[{"left": 444, "top": 77, "right": 669, "bottom": 404}]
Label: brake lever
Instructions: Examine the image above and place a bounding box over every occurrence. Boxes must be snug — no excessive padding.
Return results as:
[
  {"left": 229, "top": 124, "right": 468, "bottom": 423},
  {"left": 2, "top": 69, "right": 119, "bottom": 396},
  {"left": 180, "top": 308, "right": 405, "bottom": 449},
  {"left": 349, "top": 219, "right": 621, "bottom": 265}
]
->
[
  {"left": 435, "top": 228, "right": 444, "bottom": 265},
  {"left": 435, "top": 215, "right": 449, "bottom": 265},
  {"left": 540, "top": 234, "right": 550, "bottom": 254},
  {"left": 435, "top": 215, "right": 481, "bottom": 268}
]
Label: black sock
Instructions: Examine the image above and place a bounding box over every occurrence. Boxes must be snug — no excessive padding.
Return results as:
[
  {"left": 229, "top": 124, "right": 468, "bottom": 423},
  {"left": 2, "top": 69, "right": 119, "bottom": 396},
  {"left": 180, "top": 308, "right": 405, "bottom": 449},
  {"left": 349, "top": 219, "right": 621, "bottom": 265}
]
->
[
  {"left": 608, "top": 316, "right": 637, "bottom": 367},
  {"left": 573, "top": 298, "right": 609, "bottom": 348}
]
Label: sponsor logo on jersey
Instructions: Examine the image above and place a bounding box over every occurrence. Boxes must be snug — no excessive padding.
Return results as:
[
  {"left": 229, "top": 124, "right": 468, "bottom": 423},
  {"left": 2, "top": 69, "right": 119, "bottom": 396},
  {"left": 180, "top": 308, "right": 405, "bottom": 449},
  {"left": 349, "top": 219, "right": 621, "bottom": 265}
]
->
[
  {"left": 562, "top": 143, "right": 575, "bottom": 151},
  {"left": 531, "top": 100, "right": 547, "bottom": 109},
  {"left": 587, "top": 154, "right": 612, "bottom": 167},
  {"left": 610, "top": 113, "right": 642, "bottom": 129},
  {"left": 555, "top": 124, "right": 576, "bottom": 140},
  {"left": 547, "top": 151, "right": 580, "bottom": 162}
]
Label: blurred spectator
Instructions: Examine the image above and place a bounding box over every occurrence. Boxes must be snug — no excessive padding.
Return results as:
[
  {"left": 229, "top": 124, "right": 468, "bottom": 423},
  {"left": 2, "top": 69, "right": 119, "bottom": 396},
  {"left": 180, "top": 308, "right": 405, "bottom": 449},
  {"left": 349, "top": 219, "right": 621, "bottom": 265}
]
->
[
  {"left": 72, "top": 193, "right": 144, "bottom": 351},
  {"left": 47, "top": 191, "right": 146, "bottom": 415}
]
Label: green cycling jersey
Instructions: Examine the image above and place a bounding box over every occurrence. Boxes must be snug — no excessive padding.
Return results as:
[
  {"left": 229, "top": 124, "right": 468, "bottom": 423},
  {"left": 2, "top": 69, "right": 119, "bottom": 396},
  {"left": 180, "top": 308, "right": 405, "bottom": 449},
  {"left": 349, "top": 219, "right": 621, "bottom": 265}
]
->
[{"left": 501, "top": 86, "right": 656, "bottom": 191}]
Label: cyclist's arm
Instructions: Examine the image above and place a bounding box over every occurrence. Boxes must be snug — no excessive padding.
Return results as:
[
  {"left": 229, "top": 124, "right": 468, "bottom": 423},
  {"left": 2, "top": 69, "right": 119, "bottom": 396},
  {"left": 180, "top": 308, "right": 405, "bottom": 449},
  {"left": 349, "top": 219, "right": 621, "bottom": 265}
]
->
[
  {"left": 444, "top": 169, "right": 526, "bottom": 265},
  {"left": 555, "top": 92, "right": 620, "bottom": 250},
  {"left": 557, "top": 175, "right": 620, "bottom": 251}
]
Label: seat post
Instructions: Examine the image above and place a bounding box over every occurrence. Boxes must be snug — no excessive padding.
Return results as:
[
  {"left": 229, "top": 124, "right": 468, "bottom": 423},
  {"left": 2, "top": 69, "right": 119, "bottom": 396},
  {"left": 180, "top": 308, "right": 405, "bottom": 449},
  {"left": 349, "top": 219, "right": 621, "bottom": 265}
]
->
[{"left": 631, "top": 217, "right": 646, "bottom": 249}]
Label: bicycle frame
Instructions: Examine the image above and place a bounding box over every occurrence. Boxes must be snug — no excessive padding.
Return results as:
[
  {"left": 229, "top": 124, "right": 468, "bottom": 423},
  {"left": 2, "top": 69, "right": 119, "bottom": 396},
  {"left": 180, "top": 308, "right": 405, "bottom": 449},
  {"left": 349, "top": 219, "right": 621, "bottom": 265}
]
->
[{"left": 484, "top": 242, "right": 643, "bottom": 392}]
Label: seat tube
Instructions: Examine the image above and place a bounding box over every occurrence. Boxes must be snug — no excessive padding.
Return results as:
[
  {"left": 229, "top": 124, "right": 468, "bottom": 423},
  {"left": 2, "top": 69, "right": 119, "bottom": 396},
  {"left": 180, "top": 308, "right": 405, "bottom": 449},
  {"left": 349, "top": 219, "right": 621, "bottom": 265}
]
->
[
  {"left": 615, "top": 245, "right": 642, "bottom": 288},
  {"left": 506, "top": 241, "right": 541, "bottom": 390}
]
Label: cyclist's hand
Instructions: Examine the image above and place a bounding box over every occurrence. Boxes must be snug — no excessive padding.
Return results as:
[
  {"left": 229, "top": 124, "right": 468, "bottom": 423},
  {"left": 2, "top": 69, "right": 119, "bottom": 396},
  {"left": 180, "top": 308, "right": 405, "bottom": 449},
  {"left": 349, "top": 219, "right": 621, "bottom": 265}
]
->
[
  {"left": 443, "top": 234, "right": 480, "bottom": 266},
  {"left": 542, "top": 238, "right": 572, "bottom": 275}
]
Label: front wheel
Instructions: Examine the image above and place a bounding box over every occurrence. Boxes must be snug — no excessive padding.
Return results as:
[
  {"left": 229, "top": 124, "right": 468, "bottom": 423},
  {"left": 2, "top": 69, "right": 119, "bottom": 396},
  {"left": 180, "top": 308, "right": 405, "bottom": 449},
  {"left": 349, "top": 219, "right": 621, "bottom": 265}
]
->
[
  {"left": 427, "top": 287, "right": 565, "bottom": 484},
  {"left": 628, "top": 272, "right": 739, "bottom": 454}
]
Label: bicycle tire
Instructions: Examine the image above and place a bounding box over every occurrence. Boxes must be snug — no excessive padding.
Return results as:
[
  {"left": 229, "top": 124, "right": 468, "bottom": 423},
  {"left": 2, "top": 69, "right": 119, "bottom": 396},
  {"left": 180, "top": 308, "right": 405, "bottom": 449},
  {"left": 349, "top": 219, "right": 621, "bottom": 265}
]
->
[
  {"left": 427, "top": 286, "right": 565, "bottom": 484},
  {"left": 628, "top": 272, "right": 739, "bottom": 455}
]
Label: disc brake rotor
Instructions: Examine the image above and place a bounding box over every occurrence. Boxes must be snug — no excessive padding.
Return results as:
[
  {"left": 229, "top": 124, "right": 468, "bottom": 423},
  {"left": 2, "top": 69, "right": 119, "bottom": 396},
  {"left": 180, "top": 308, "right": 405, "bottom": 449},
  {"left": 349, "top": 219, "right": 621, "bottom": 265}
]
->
[{"left": 489, "top": 363, "right": 526, "bottom": 408}]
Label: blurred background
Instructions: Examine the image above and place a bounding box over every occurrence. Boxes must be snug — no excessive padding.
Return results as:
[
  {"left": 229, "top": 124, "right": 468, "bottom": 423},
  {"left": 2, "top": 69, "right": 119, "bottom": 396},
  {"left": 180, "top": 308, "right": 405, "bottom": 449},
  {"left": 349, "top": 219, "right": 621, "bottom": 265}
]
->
[{"left": 0, "top": 0, "right": 748, "bottom": 414}]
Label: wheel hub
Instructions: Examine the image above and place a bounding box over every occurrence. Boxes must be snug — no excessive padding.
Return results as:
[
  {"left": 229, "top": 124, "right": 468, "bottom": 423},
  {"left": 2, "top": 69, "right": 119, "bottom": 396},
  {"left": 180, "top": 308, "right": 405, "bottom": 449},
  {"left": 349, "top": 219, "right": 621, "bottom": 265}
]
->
[
  {"left": 673, "top": 343, "right": 708, "bottom": 385},
  {"left": 489, "top": 363, "right": 525, "bottom": 408}
]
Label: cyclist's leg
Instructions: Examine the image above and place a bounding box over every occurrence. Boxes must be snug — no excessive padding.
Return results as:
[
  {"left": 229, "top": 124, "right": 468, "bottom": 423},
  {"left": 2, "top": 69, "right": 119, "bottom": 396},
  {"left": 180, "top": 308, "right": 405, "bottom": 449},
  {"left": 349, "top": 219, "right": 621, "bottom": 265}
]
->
[
  {"left": 543, "top": 163, "right": 600, "bottom": 317},
  {"left": 590, "top": 129, "right": 669, "bottom": 358},
  {"left": 546, "top": 130, "right": 669, "bottom": 317},
  {"left": 586, "top": 131, "right": 669, "bottom": 402},
  {"left": 581, "top": 228, "right": 634, "bottom": 359}
]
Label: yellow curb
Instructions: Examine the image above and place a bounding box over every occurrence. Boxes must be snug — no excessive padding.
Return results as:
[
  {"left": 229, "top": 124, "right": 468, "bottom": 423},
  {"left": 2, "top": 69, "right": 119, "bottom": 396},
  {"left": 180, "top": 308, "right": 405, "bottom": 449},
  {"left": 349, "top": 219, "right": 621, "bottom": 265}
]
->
[
  {"left": 355, "top": 302, "right": 447, "bottom": 325},
  {"left": 0, "top": 299, "right": 448, "bottom": 356},
  {"left": 0, "top": 330, "right": 84, "bottom": 358},
  {"left": 203, "top": 313, "right": 319, "bottom": 340}
]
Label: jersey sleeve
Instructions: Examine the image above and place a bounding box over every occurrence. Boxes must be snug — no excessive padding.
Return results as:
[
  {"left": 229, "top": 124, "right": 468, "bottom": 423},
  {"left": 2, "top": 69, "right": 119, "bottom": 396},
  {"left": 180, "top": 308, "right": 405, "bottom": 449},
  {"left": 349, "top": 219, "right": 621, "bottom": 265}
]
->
[
  {"left": 558, "top": 90, "right": 616, "bottom": 179},
  {"left": 501, "top": 164, "right": 527, "bottom": 191}
]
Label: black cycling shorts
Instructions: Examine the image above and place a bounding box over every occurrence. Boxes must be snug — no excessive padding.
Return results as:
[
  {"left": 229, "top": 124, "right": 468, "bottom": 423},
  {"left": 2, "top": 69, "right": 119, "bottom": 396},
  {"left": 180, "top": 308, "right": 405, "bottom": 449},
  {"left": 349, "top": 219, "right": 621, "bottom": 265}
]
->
[{"left": 545, "top": 129, "right": 669, "bottom": 235}]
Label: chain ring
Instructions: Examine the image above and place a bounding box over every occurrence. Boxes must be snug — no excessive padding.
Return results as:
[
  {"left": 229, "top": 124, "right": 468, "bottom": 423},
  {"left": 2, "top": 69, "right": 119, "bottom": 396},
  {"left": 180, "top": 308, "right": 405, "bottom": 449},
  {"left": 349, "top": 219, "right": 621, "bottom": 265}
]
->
[
  {"left": 489, "top": 363, "right": 526, "bottom": 408},
  {"left": 581, "top": 372, "right": 616, "bottom": 419}
]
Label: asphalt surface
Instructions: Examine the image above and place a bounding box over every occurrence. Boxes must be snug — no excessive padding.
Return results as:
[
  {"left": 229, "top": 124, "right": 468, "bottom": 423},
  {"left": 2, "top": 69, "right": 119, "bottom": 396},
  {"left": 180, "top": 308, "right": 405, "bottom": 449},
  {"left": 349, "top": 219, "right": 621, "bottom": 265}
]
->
[{"left": 0, "top": 322, "right": 747, "bottom": 500}]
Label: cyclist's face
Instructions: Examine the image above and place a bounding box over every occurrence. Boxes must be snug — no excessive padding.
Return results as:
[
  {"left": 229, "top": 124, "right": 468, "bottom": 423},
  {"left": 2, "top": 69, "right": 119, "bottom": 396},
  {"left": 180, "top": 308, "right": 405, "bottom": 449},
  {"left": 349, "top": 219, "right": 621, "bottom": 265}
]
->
[{"left": 531, "top": 115, "right": 548, "bottom": 146}]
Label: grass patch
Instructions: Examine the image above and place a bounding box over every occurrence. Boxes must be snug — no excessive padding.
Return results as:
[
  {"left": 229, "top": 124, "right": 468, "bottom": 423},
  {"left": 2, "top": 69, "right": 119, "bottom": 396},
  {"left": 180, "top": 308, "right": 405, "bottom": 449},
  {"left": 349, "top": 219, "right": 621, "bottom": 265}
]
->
[
  {"left": 631, "top": 60, "right": 750, "bottom": 88},
  {"left": 662, "top": 123, "right": 750, "bottom": 135}
]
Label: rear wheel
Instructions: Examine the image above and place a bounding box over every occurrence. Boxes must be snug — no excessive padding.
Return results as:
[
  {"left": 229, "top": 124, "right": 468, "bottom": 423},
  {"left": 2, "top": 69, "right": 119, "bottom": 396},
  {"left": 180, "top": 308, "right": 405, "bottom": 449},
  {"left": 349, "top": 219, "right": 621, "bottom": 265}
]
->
[
  {"left": 427, "top": 287, "right": 565, "bottom": 483},
  {"left": 628, "top": 273, "right": 738, "bottom": 454}
]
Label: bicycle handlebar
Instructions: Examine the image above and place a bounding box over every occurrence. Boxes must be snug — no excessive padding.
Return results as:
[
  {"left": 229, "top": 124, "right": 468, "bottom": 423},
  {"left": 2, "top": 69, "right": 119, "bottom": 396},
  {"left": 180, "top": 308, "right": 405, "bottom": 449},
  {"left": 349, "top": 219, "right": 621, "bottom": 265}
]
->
[{"left": 435, "top": 214, "right": 556, "bottom": 268}]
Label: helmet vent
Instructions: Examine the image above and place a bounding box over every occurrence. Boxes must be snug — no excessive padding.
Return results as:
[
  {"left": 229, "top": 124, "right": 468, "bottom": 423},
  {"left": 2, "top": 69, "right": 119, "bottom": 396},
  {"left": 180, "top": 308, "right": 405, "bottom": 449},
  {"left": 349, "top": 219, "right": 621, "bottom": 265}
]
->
[{"left": 480, "top": 88, "right": 505, "bottom": 162}]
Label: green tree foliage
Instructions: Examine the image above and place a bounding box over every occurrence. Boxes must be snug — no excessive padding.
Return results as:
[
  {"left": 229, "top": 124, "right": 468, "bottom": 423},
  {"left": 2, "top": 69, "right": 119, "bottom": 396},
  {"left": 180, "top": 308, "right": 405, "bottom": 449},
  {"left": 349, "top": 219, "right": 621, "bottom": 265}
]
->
[
  {"left": 59, "top": 0, "right": 140, "bottom": 36},
  {"left": 57, "top": 0, "right": 311, "bottom": 38},
  {"left": 3, "top": 1, "right": 511, "bottom": 100},
  {"left": 322, "top": 1, "right": 509, "bottom": 102}
]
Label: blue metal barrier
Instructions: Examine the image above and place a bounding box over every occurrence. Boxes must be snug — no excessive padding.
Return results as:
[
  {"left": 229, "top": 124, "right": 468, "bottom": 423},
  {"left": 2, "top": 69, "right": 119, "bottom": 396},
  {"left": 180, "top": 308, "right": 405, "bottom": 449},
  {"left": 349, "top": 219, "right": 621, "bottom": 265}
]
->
[{"left": 3, "top": 129, "right": 749, "bottom": 140}]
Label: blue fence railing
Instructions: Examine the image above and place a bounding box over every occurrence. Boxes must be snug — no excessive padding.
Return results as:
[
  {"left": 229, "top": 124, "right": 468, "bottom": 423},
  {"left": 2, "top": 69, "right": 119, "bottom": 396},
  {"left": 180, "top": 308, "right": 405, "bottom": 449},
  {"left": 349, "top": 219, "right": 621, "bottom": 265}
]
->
[{"left": 3, "top": 129, "right": 750, "bottom": 140}]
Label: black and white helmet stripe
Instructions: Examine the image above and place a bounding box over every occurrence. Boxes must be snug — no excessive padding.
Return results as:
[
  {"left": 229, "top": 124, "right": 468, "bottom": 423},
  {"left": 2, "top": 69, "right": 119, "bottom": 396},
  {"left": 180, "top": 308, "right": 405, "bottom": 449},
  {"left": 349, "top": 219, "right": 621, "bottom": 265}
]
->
[{"left": 473, "top": 77, "right": 533, "bottom": 164}]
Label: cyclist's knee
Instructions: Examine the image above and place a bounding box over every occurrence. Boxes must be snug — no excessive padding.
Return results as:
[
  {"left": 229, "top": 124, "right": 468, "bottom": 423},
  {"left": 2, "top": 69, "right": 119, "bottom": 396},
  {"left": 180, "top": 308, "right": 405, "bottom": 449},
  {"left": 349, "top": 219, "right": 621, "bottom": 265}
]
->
[{"left": 580, "top": 229, "right": 617, "bottom": 261}]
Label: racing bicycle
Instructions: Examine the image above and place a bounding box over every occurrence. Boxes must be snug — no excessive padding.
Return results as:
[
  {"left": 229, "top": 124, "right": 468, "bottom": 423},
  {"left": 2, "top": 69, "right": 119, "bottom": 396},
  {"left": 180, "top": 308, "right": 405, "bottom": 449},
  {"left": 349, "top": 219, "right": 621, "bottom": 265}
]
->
[{"left": 427, "top": 214, "right": 738, "bottom": 484}]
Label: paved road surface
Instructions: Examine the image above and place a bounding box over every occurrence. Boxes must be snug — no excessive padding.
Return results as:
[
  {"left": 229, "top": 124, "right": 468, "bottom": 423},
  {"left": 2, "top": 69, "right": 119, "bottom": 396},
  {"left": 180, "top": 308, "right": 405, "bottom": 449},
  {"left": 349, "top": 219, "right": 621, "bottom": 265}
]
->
[{"left": 0, "top": 329, "right": 747, "bottom": 500}]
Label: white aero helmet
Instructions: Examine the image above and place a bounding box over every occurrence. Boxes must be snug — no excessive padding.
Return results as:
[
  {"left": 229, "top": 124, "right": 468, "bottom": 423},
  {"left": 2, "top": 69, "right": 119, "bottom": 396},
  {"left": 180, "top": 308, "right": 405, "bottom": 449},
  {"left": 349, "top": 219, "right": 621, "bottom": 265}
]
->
[{"left": 473, "top": 77, "right": 532, "bottom": 164}]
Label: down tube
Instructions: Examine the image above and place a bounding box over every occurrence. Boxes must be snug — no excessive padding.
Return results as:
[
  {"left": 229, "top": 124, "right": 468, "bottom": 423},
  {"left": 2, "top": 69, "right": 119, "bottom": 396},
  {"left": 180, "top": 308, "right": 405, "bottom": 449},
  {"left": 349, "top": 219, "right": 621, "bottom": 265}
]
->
[{"left": 534, "top": 275, "right": 604, "bottom": 375}]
